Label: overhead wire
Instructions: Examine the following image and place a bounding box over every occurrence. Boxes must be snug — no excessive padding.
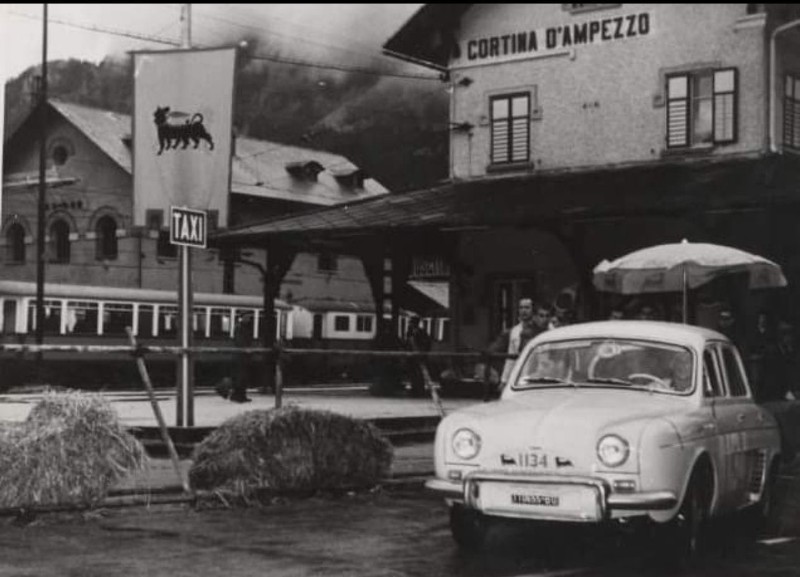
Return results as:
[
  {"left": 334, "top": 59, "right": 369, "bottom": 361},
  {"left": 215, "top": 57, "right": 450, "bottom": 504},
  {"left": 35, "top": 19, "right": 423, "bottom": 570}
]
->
[{"left": 2, "top": 7, "right": 441, "bottom": 81}]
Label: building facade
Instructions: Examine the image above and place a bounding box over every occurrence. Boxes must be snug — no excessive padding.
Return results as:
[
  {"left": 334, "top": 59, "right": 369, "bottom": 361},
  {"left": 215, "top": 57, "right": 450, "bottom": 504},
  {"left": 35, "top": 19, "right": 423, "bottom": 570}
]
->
[
  {"left": 383, "top": 3, "right": 800, "bottom": 350},
  {"left": 1, "top": 100, "right": 387, "bottom": 332}
]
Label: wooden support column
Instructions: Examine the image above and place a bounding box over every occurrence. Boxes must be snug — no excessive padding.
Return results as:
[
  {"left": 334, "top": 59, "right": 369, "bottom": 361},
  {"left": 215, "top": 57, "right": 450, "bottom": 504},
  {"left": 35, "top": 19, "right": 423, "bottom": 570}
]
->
[{"left": 261, "top": 240, "right": 296, "bottom": 393}]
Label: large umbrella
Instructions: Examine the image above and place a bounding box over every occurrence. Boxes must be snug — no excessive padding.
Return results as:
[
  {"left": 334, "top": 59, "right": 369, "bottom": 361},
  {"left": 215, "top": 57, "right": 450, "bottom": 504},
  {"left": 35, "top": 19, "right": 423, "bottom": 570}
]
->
[{"left": 593, "top": 240, "right": 788, "bottom": 323}]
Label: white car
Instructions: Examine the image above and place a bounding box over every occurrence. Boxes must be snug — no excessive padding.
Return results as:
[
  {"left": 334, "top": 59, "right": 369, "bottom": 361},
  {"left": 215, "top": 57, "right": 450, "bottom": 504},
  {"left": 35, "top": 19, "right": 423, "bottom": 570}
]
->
[{"left": 427, "top": 321, "right": 782, "bottom": 558}]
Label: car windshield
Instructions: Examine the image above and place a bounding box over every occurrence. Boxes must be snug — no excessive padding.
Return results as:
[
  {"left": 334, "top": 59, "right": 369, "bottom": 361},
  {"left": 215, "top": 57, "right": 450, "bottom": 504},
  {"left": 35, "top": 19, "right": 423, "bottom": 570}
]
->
[{"left": 513, "top": 338, "right": 695, "bottom": 394}]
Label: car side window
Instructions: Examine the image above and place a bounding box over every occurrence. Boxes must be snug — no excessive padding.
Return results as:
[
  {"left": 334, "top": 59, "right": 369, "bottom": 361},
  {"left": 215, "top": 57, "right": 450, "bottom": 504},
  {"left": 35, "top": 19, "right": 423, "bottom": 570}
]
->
[
  {"left": 703, "top": 348, "right": 723, "bottom": 397},
  {"left": 721, "top": 345, "right": 748, "bottom": 397}
]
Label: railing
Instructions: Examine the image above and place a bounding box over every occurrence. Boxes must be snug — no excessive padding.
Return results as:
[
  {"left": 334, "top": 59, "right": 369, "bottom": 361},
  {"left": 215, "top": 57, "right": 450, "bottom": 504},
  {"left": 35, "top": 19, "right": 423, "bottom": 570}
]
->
[{"left": 0, "top": 342, "right": 517, "bottom": 412}]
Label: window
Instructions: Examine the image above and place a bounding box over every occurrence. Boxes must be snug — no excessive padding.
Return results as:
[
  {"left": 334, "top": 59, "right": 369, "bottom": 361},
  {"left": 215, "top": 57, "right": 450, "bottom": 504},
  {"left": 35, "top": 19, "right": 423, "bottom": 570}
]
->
[
  {"left": 95, "top": 215, "right": 118, "bottom": 260},
  {"left": 6, "top": 223, "right": 25, "bottom": 263},
  {"left": 49, "top": 219, "right": 70, "bottom": 263},
  {"left": 27, "top": 299, "right": 63, "bottom": 334},
  {"left": 784, "top": 74, "right": 800, "bottom": 150},
  {"left": 103, "top": 303, "right": 133, "bottom": 336},
  {"left": 702, "top": 348, "right": 722, "bottom": 397},
  {"left": 491, "top": 93, "right": 530, "bottom": 164},
  {"left": 721, "top": 345, "right": 748, "bottom": 397},
  {"left": 193, "top": 307, "right": 208, "bottom": 338},
  {"left": 65, "top": 301, "right": 98, "bottom": 335},
  {"left": 334, "top": 315, "right": 350, "bottom": 332},
  {"left": 317, "top": 252, "right": 338, "bottom": 272},
  {"left": 356, "top": 315, "right": 373, "bottom": 333},
  {"left": 158, "top": 305, "right": 179, "bottom": 337},
  {"left": 209, "top": 307, "right": 233, "bottom": 338},
  {"left": 137, "top": 304, "right": 154, "bottom": 337},
  {"left": 666, "top": 69, "right": 737, "bottom": 148}
]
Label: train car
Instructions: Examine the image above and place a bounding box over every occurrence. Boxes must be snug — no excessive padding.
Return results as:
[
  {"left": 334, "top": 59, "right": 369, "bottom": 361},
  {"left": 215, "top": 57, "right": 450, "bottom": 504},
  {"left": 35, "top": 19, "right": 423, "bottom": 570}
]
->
[{"left": 0, "top": 280, "right": 292, "bottom": 391}]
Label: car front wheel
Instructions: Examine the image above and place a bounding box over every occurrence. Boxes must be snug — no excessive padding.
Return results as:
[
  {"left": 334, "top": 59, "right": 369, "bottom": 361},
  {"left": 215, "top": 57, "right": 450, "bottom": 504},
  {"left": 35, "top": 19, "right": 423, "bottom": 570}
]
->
[
  {"left": 449, "top": 504, "right": 489, "bottom": 551},
  {"left": 662, "top": 472, "right": 710, "bottom": 565}
]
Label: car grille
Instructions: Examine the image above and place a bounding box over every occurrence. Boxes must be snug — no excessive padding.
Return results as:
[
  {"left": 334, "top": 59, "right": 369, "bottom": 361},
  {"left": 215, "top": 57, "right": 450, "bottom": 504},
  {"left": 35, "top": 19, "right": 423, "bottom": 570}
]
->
[{"left": 748, "top": 450, "right": 767, "bottom": 494}]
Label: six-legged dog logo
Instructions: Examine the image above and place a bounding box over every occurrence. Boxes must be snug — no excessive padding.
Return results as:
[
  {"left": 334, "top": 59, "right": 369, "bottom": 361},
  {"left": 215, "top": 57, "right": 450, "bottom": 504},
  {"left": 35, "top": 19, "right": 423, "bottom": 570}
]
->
[{"left": 153, "top": 106, "right": 215, "bottom": 155}]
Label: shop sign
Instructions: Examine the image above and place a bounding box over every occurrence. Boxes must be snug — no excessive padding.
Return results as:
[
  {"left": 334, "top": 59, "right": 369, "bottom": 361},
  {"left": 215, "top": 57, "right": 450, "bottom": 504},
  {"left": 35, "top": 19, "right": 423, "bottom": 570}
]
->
[
  {"left": 411, "top": 256, "right": 451, "bottom": 279},
  {"left": 461, "top": 11, "right": 652, "bottom": 66}
]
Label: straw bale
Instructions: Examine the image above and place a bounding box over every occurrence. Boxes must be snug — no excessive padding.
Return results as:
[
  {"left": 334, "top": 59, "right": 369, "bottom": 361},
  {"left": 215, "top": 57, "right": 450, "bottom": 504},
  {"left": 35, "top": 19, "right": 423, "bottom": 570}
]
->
[
  {"left": 189, "top": 407, "right": 393, "bottom": 495},
  {"left": 0, "top": 390, "right": 146, "bottom": 508}
]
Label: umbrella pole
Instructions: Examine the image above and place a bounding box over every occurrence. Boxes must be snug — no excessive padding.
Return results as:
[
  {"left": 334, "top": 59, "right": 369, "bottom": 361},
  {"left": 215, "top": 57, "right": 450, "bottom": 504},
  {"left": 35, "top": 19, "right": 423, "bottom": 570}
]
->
[{"left": 682, "top": 264, "right": 688, "bottom": 324}]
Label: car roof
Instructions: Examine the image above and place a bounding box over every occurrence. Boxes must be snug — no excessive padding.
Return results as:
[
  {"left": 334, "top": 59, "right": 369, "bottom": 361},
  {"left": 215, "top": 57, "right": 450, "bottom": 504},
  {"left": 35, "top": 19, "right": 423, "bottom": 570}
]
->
[{"left": 529, "top": 320, "right": 729, "bottom": 350}]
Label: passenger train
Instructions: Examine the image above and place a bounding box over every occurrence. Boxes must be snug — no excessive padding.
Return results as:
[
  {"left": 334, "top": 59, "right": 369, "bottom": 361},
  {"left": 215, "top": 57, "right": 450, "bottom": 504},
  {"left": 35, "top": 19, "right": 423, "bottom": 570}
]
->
[
  {"left": 0, "top": 280, "right": 450, "bottom": 391},
  {"left": 0, "top": 280, "right": 292, "bottom": 391}
]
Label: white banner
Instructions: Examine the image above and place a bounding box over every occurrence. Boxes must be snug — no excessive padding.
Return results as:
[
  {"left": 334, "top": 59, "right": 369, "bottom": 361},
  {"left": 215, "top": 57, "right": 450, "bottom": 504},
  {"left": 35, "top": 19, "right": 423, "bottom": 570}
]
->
[{"left": 133, "top": 47, "right": 235, "bottom": 227}]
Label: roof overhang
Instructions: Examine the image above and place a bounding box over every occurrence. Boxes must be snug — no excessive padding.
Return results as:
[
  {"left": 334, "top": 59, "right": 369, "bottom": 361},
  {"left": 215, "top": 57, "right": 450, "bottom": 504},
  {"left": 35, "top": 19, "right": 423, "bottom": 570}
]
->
[{"left": 213, "top": 155, "right": 800, "bottom": 249}]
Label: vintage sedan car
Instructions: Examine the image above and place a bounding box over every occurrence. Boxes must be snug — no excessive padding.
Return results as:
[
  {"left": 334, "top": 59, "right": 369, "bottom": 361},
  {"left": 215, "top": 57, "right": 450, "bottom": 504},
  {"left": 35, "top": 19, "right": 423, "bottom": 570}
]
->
[{"left": 427, "top": 321, "right": 782, "bottom": 557}]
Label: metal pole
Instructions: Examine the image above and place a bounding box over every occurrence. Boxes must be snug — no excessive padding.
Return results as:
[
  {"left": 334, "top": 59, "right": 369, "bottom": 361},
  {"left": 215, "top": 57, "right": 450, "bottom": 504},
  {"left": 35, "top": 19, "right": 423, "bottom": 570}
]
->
[
  {"left": 682, "top": 264, "right": 688, "bottom": 325},
  {"left": 34, "top": 4, "right": 48, "bottom": 350},
  {"left": 176, "top": 4, "right": 194, "bottom": 426}
]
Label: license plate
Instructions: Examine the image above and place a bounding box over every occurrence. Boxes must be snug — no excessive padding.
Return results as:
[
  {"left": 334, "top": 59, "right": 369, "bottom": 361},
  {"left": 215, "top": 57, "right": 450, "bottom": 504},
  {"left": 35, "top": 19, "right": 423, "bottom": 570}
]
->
[
  {"left": 511, "top": 493, "right": 559, "bottom": 506},
  {"left": 477, "top": 482, "right": 601, "bottom": 522}
]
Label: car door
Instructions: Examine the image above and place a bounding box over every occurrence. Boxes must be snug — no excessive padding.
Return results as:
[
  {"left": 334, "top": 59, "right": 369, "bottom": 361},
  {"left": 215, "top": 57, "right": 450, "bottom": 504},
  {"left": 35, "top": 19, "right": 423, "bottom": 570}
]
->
[
  {"left": 718, "top": 343, "right": 771, "bottom": 507},
  {"left": 701, "top": 345, "right": 736, "bottom": 511},
  {"left": 712, "top": 342, "right": 755, "bottom": 509}
]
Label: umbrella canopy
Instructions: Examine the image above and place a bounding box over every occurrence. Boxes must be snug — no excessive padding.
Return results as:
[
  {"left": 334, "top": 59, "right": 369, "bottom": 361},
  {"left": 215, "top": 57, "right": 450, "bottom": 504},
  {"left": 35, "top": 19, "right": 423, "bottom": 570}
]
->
[{"left": 593, "top": 240, "right": 787, "bottom": 295}]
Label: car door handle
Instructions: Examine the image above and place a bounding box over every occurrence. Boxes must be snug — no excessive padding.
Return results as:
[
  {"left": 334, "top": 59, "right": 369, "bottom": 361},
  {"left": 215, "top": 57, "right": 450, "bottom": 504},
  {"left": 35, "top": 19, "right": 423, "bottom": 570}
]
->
[
  {"left": 737, "top": 413, "right": 746, "bottom": 423},
  {"left": 699, "top": 423, "right": 717, "bottom": 433}
]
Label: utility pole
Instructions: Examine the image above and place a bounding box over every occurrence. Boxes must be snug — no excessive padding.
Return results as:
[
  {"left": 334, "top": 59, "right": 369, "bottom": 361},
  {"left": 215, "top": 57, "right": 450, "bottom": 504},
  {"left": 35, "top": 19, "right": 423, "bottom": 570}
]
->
[
  {"left": 35, "top": 4, "right": 48, "bottom": 350},
  {"left": 176, "top": 3, "right": 194, "bottom": 426}
]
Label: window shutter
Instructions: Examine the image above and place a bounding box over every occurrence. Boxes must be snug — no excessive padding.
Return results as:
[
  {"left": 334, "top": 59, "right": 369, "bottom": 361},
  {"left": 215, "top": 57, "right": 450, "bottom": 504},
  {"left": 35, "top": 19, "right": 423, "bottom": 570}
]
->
[
  {"left": 785, "top": 75, "right": 800, "bottom": 150},
  {"left": 713, "top": 68, "right": 737, "bottom": 144},
  {"left": 491, "top": 93, "right": 531, "bottom": 164},
  {"left": 666, "top": 74, "right": 689, "bottom": 148}
]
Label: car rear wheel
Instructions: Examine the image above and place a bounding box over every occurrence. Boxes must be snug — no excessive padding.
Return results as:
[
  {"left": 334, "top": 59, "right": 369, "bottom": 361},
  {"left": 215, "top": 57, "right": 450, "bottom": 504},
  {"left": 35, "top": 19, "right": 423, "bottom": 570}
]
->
[{"left": 449, "top": 504, "right": 489, "bottom": 551}]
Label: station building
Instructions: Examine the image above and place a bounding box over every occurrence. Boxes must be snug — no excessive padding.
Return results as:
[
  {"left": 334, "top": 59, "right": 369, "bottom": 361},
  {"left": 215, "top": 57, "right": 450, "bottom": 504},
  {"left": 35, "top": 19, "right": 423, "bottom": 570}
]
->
[
  {"left": 1, "top": 99, "right": 390, "bottom": 339},
  {"left": 217, "top": 3, "right": 800, "bottom": 354}
]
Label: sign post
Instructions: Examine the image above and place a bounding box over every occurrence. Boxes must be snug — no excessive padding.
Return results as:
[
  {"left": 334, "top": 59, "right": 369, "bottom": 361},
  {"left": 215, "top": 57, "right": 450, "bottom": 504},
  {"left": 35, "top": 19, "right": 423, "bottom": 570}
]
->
[{"left": 171, "top": 207, "right": 207, "bottom": 425}]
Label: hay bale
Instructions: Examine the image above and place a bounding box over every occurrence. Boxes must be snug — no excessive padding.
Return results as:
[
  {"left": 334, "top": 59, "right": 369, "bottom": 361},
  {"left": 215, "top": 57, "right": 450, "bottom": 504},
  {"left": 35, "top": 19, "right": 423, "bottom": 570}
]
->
[
  {"left": 189, "top": 407, "right": 393, "bottom": 495},
  {"left": 0, "top": 390, "right": 146, "bottom": 508}
]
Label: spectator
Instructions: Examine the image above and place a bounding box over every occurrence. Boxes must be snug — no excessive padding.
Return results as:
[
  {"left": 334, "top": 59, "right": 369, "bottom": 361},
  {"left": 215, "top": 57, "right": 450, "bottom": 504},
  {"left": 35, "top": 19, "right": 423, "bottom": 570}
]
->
[
  {"left": 490, "top": 299, "right": 549, "bottom": 389},
  {"left": 406, "top": 315, "right": 432, "bottom": 397},
  {"left": 231, "top": 312, "right": 254, "bottom": 403},
  {"left": 748, "top": 311, "right": 774, "bottom": 399},
  {"left": 717, "top": 307, "right": 746, "bottom": 352},
  {"left": 762, "top": 321, "right": 799, "bottom": 401},
  {"left": 608, "top": 306, "right": 625, "bottom": 321}
]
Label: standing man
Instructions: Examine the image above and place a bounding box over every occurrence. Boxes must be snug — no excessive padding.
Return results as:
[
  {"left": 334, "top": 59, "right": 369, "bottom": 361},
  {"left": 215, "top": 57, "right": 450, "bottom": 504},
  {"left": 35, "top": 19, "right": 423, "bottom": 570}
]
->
[
  {"left": 406, "top": 314, "right": 433, "bottom": 397},
  {"left": 491, "top": 298, "right": 550, "bottom": 389},
  {"left": 231, "top": 312, "right": 254, "bottom": 403}
]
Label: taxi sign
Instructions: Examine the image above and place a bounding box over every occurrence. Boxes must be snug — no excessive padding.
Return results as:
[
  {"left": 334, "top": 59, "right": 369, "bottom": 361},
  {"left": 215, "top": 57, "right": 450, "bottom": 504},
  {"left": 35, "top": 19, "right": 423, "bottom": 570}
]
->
[{"left": 170, "top": 206, "right": 207, "bottom": 248}]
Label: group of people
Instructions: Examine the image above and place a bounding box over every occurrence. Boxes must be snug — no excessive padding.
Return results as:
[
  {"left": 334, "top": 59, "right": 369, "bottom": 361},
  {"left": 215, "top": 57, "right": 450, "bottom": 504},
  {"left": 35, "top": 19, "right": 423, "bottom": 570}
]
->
[{"left": 490, "top": 295, "right": 800, "bottom": 402}]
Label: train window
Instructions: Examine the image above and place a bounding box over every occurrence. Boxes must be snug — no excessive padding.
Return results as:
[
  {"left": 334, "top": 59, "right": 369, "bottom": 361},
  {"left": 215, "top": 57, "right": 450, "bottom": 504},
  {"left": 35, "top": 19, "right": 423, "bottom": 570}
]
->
[
  {"left": 209, "top": 308, "right": 233, "bottom": 338},
  {"left": 138, "top": 304, "right": 154, "bottom": 337},
  {"left": 356, "top": 315, "right": 373, "bottom": 333},
  {"left": 103, "top": 303, "right": 133, "bottom": 336},
  {"left": 66, "top": 301, "right": 99, "bottom": 335},
  {"left": 234, "top": 309, "right": 258, "bottom": 339},
  {"left": 334, "top": 315, "right": 350, "bottom": 332},
  {"left": 27, "top": 299, "right": 63, "bottom": 334},
  {"left": 159, "top": 305, "right": 179, "bottom": 337},
  {"left": 2, "top": 300, "right": 17, "bottom": 334},
  {"left": 193, "top": 307, "right": 208, "bottom": 338}
]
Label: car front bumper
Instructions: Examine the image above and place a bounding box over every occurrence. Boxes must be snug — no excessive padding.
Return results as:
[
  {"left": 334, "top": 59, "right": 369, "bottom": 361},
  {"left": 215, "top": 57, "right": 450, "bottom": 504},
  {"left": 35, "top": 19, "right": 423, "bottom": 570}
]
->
[{"left": 426, "top": 472, "right": 677, "bottom": 520}]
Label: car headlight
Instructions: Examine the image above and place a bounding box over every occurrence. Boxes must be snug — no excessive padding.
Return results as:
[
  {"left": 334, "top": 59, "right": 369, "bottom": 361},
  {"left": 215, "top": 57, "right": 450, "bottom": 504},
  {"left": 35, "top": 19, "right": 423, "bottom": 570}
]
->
[
  {"left": 597, "top": 434, "right": 629, "bottom": 468},
  {"left": 452, "top": 428, "right": 481, "bottom": 460}
]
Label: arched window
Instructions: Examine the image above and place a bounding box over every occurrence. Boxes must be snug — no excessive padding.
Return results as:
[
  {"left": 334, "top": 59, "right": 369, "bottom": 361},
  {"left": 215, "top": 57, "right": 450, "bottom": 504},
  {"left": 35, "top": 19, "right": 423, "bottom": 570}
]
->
[
  {"left": 5, "top": 223, "right": 26, "bottom": 263},
  {"left": 95, "top": 215, "right": 118, "bottom": 260},
  {"left": 50, "top": 219, "right": 70, "bottom": 263}
]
